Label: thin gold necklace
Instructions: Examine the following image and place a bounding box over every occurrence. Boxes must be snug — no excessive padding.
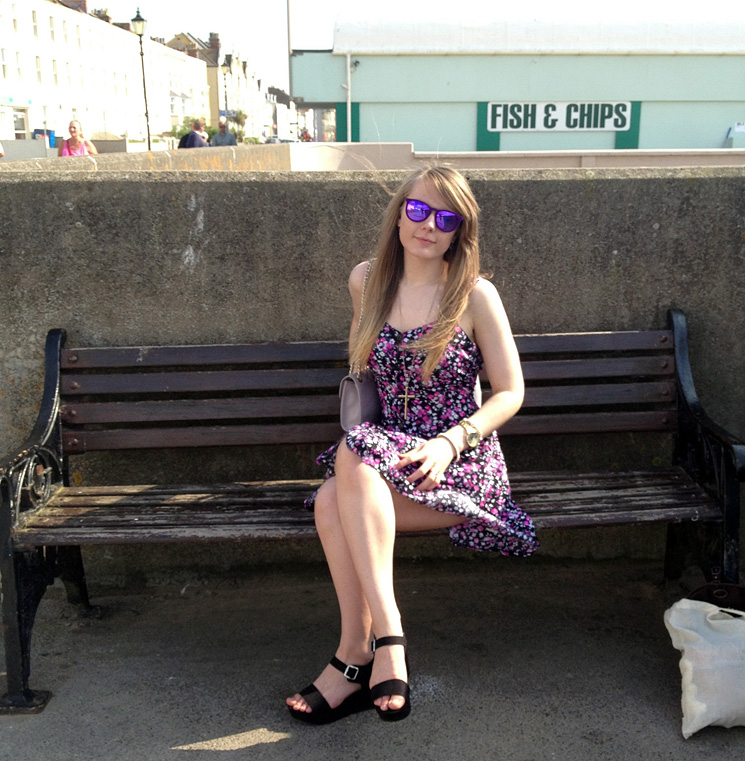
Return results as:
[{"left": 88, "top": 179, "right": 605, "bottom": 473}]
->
[{"left": 396, "top": 283, "right": 441, "bottom": 419}]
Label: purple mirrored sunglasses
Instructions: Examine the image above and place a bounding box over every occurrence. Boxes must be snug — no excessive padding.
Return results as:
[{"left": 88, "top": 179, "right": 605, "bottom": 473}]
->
[{"left": 404, "top": 198, "right": 463, "bottom": 233}]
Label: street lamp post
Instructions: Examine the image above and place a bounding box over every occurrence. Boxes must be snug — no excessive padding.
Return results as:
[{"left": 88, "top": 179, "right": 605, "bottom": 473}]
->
[
  {"left": 131, "top": 8, "right": 151, "bottom": 151},
  {"left": 221, "top": 58, "right": 230, "bottom": 129}
]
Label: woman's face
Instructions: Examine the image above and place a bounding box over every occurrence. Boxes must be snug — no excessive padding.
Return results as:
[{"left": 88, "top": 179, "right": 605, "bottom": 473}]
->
[
  {"left": 397, "top": 178, "right": 459, "bottom": 263},
  {"left": 69, "top": 122, "right": 80, "bottom": 138}
]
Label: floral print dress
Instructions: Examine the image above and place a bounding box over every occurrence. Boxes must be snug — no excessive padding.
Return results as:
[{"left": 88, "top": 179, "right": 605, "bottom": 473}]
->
[{"left": 305, "top": 322, "right": 539, "bottom": 556}]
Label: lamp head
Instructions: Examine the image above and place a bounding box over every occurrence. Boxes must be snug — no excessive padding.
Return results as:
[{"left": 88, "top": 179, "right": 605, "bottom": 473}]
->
[{"left": 131, "top": 8, "right": 147, "bottom": 37}]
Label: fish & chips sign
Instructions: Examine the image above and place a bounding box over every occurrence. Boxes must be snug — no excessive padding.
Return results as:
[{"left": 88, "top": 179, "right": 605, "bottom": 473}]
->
[{"left": 487, "top": 101, "right": 631, "bottom": 132}]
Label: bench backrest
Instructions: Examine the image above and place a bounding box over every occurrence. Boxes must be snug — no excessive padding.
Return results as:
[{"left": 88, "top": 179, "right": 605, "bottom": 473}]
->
[{"left": 57, "top": 328, "right": 676, "bottom": 455}]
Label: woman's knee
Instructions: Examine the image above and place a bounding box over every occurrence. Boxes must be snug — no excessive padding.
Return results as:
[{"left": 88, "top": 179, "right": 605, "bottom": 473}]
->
[
  {"left": 313, "top": 478, "right": 340, "bottom": 531},
  {"left": 334, "top": 440, "right": 360, "bottom": 470}
]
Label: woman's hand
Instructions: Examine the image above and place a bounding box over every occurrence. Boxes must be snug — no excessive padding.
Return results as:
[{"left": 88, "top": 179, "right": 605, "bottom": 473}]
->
[{"left": 394, "top": 437, "right": 454, "bottom": 491}]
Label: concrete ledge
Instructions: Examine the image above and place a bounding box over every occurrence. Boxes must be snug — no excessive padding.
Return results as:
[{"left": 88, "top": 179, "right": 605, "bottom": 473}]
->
[
  {"left": 3, "top": 142, "right": 745, "bottom": 173},
  {"left": 0, "top": 143, "right": 293, "bottom": 172}
]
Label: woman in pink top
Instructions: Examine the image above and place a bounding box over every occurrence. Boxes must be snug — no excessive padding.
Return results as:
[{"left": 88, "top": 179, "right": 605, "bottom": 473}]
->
[{"left": 58, "top": 120, "right": 98, "bottom": 157}]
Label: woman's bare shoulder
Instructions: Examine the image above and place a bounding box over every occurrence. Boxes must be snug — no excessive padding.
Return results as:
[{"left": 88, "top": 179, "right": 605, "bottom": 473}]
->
[
  {"left": 349, "top": 260, "right": 371, "bottom": 296},
  {"left": 468, "top": 277, "right": 505, "bottom": 315}
]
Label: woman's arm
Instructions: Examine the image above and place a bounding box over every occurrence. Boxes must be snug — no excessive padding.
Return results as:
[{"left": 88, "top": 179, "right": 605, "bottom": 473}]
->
[
  {"left": 57, "top": 140, "right": 65, "bottom": 157},
  {"left": 347, "top": 260, "right": 370, "bottom": 352},
  {"left": 85, "top": 140, "right": 98, "bottom": 155},
  {"left": 458, "top": 278, "right": 524, "bottom": 441}
]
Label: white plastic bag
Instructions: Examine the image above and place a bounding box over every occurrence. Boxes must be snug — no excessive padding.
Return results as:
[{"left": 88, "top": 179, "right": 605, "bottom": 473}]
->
[{"left": 664, "top": 598, "right": 745, "bottom": 738}]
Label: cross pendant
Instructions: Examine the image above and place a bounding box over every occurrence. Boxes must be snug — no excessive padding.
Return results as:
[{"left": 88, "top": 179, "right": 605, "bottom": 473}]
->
[{"left": 398, "top": 380, "right": 414, "bottom": 419}]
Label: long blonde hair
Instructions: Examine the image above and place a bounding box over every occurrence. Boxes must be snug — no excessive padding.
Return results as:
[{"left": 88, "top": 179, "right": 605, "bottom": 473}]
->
[{"left": 349, "top": 166, "right": 481, "bottom": 381}]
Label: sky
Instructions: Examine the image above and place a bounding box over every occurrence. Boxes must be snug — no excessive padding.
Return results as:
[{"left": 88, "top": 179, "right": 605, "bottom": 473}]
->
[
  {"left": 94, "top": 0, "right": 345, "bottom": 90},
  {"left": 94, "top": 0, "right": 745, "bottom": 91}
]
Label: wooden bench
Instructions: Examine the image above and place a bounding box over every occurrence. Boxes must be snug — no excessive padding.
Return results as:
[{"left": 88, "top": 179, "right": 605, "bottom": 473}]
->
[{"left": 2, "top": 309, "right": 743, "bottom": 713}]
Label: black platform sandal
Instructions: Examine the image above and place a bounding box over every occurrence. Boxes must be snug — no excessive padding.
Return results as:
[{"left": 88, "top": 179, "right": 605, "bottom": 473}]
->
[
  {"left": 288, "top": 656, "right": 374, "bottom": 725},
  {"left": 370, "top": 636, "right": 411, "bottom": 722}
]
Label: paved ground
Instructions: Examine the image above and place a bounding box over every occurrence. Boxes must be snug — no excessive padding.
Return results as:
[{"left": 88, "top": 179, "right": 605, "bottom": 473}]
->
[{"left": 2, "top": 556, "right": 744, "bottom": 760}]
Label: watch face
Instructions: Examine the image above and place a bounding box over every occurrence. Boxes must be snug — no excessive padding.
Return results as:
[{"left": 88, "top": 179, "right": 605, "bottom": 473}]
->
[{"left": 467, "top": 431, "right": 480, "bottom": 447}]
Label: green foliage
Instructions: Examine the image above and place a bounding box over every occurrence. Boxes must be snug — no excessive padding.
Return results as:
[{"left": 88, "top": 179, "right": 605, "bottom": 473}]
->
[{"left": 170, "top": 116, "right": 193, "bottom": 139}]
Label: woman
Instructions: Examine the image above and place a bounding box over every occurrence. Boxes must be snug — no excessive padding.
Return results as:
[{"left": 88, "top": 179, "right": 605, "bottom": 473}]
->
[
  {"left": 57, "top": 120, "right": 97, "bottom": 157},
  {"left": 286, "top": 166, "right": 539, "bottom": 724}
]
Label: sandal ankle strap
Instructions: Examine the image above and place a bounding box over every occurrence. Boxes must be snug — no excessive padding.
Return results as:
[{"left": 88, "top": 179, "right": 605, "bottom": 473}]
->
[
  {"left": 329, "top": 656, "right": 371, "bottom": 684},
  {"left": 372, "top": 635, "right": 406, "bottom": 652}
]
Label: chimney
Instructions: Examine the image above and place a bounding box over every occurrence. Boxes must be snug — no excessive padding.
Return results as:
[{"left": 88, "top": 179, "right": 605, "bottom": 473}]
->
[
  {"left": 209, "top": 33, "right": 221, "bottom": 50},
  {"left": 62, "top": 1, "right": 89, "bottom": 11}
]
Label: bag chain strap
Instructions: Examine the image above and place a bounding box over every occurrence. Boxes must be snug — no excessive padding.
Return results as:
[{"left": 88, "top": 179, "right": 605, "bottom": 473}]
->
[{"left": 351, "top": 259, "right": 374, "bottom": 376}]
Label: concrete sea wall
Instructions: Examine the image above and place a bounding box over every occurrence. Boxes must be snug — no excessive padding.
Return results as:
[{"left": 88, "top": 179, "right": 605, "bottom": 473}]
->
[{"left": 1, "top": 166, "right": 743, "bottom": 575}]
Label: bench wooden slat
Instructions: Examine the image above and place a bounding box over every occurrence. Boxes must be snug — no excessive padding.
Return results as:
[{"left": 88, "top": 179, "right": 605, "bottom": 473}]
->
[
  {"left": 61, "top": 367, "right": 346, "bottom": 396},
  {"left": 521, "top": 356, "right": 673, "bottom": 381},
  {"left": 514, "top": 330, "right": 673, "bottom": 354},
  {"left": 500, "top": 410, "right": 674, "bottom": 435},
  {"left": 43, "top": 469, "right": 699, "bottom": 501},
  {"left": 62, "top": 422, "right": 342, "bottom": 453},
  {"left": 522, "top": 381, "right": 676, "bottom": 407},
  {"left": 61, "top": 396, "right": 342, "bottom": 424},
  {"left": 61, "top": 341, "right": 348, "bottom": 369},
  {"left": 52, "top": 480, "right": 319, "bottom": 497}
]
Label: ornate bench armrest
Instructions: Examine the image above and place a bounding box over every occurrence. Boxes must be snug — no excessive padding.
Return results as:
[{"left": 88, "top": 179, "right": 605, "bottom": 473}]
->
[
  {"left": 669, "top": 310, "right": 745, "bottom": 481},
  {"left": 1, "top": 330, "right": 66, "bottom": 532}
]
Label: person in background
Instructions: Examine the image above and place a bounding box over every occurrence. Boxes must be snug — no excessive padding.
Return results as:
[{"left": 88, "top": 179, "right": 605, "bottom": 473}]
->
[
  {"left": 58, "top": 120, "right": 97, "bottom": 156},
  {"left": 211, "top": 118, "right": 237, "bottom": 147},
  {"left": 179, "top": 119, "right": 207, "bottom": 149}
]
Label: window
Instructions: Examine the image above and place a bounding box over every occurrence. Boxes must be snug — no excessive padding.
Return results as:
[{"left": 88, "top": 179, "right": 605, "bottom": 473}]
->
[
  {"left": 66, "top": 61, "right": 71, "bottom": 87},
  {"left": 36, "top": 56, "right": 41, "bottom": 84},
  {"left": 77, "top": 25, "right": 81, "bottom": 49},
  {"left": 16, "top": 51, "right": 21, "bottom": 80},
  {"left": 32, "top": 10, "right": 37, "bottom": 37},
  {"left": 53, "top": 59, "right": 58, "bottom": 86},
  {"left": 63, "top": 20, "right": 67, "bottom": 44},
  {"left": 12, "top": 3, "right": 17, "bottom": 32},
  {"left": 50, "top": 17, "right": 54, "bottom": 42},
  {"left": 1, "top": 49, "right": 6, "bottom": 79},
  {"left": 13, "top": 108, "right": 27, "bottom": 139}
]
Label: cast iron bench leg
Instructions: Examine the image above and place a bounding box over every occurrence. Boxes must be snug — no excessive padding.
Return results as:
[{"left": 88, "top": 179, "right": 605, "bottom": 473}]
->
[
  {"left": 665, "top": 521, "right": 726, "bottom": 583},
  {"left": 0, "top": 548, "right": 54, "bottom": 713},
  {"left": 54, "top": 546, "right": 93, "bottom": 609}
]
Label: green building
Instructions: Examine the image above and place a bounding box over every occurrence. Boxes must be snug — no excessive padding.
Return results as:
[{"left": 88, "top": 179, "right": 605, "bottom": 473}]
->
[{"left": 290, "top": 11, "right": 745, "bottom": 151}]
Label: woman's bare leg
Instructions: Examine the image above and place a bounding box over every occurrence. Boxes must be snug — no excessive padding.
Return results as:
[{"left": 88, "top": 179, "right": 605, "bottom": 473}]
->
[
  {"left": 287, "top": 477, "right": 374, "bottom": 714},
  {"left": 287, "top": 443, "right": 463, "bottom": 715},
  {"left": 334, "top": 444, "right": 462, "bottom": 712}
]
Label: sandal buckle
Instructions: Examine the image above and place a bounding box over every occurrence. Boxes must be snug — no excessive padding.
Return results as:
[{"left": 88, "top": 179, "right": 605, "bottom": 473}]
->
[{"left": 343, "top": 664, "right": 360, "bottom": 681}]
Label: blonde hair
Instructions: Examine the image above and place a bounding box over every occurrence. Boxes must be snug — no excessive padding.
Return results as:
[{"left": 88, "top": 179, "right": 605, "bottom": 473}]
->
[{"left": 349, "top": 166, "right": 481, "bottom": 381}]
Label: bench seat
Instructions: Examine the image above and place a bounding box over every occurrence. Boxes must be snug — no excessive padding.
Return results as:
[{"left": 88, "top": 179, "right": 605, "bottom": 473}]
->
[{"left": 12, "top": 469, "right": 720, "bottom": 547}]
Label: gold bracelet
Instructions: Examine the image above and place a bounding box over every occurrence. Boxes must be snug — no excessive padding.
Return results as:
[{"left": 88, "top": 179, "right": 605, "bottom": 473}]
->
[{"left": 436, "top": 433, "right": 460, "bottom": 461}]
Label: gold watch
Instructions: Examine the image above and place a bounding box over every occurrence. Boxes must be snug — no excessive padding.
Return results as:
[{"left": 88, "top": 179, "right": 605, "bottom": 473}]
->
[{"left": 458, "top": 418, "right": 483, "bottom": 449}]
